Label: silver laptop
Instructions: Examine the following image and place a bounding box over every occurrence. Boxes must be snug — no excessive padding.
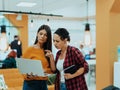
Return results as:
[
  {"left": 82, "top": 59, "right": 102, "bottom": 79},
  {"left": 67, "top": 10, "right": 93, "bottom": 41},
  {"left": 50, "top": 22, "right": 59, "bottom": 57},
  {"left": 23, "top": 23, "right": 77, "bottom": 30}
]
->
[{"left": 16, "top": 58, "right": 45, "bottom": 76}]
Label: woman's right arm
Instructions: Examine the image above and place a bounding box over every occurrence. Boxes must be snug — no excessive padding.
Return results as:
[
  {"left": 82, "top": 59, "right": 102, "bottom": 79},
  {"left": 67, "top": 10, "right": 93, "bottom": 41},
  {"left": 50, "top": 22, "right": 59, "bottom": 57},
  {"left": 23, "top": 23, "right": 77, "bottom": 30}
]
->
[
  {"left": 45, "top": 50, "right": 56, "bottom": 72},
  {"left": 49, "top": 54, "right": 56, "bottom": 72}
]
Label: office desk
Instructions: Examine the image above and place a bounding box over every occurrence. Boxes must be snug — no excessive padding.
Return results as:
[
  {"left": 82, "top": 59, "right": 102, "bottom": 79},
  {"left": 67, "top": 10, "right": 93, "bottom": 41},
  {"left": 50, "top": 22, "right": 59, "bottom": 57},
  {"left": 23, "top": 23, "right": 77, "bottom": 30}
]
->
[
  {"left": 86, "top": 59, "right": 96, "bottom": 65},
  {"left": 0, "top": 69, "right": 24, "bottom": 90},
  {"left": 86, "top": 59, "right": 96, "bottom": 86}
]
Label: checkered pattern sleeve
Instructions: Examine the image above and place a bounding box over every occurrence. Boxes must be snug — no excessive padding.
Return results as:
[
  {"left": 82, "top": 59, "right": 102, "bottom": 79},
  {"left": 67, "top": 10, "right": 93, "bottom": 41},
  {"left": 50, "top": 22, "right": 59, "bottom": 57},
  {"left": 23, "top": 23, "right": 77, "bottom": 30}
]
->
[{"left": 64, "top": 46, "right": 89, "bottom": 90}]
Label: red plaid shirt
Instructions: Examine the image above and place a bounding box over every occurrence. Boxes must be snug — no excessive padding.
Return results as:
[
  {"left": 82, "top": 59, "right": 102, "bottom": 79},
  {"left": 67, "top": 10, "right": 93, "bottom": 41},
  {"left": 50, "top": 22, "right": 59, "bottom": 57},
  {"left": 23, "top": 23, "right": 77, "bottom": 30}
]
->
[{"left": 55, "top": 45, "right": 89, "bottom": 90}]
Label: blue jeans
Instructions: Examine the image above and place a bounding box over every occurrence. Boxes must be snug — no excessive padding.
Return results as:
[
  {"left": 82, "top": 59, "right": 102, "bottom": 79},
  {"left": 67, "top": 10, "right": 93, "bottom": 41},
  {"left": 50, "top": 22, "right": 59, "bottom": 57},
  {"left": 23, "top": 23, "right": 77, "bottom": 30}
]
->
[
  {"left": 60, "top": 83, "right": 67, "bottom": 90},
  {"left": 23, "top": 80, "right": 48, "bottom": 90}
]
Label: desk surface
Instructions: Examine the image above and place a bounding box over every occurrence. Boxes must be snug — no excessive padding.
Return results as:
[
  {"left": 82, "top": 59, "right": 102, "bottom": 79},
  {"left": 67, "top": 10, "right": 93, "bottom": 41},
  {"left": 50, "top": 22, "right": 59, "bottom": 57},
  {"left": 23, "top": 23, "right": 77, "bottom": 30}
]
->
[
  {"left": 86, "top": 59, "right": 96, "bottom": 65},
  {"left": 0, "top": 68, "right": 24, "bottom": 90}
]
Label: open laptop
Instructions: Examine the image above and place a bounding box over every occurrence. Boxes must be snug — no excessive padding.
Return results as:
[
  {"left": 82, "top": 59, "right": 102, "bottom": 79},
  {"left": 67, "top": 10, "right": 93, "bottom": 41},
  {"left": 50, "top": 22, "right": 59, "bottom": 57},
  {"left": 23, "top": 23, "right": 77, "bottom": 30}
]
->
[{"left": 16, "top": 58, "right": 45, "bottom": 76}]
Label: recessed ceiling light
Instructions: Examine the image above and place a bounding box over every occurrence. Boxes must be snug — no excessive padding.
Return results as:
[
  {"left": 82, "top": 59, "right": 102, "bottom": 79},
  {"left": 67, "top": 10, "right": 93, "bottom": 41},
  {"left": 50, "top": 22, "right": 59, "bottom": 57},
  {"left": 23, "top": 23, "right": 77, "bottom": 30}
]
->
[{"left": 16, "top": 2, "right": 36, "bottom": 7}]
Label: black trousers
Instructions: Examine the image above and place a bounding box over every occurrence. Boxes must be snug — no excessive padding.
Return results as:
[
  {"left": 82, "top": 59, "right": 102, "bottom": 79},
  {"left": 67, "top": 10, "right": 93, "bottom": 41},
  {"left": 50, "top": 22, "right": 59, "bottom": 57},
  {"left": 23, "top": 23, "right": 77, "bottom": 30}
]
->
[{"left": 23, "top": 80, "right": 48, "bottom": 90}]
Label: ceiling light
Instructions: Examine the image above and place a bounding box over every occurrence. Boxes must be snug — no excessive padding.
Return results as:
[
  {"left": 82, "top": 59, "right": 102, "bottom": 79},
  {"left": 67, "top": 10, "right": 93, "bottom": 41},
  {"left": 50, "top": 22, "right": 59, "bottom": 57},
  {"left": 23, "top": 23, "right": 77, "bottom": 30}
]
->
[
  {"left": 84, "top": 0, "right": 92, "bottom": 46},
  {"left": 84, "top": 23, "right": 92, "bottom": 46},
  {"left": 16, "top": 2, "right": 36, "bottom": 7},
  {"left": 46, "top": 18, "right": 50, "bottom": 26},
  {"left": 0, "top": 25, "right": 9, "bottom": 51},
  {"left": 30, "top": 19, "right": 34, "bottom": 27}
]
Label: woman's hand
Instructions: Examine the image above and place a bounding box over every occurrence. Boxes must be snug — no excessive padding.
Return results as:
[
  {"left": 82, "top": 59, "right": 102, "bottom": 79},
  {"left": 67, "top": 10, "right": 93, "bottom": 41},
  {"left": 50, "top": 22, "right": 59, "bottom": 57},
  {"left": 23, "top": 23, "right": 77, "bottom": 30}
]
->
[
  {"left": 26, "top": 73, "right": 37, "bottom": 80},
  {"left": 45, "top": 50, "right": 53, "bottom": 58},
  {"left": 64, "top": 73, "right": 74, "bottom": 80},
  {"left": 24, "top": 72, "right": 48, "bottom": 80},
  {"left": 64, "top": 67, "right": 85, "bottom": 80}
]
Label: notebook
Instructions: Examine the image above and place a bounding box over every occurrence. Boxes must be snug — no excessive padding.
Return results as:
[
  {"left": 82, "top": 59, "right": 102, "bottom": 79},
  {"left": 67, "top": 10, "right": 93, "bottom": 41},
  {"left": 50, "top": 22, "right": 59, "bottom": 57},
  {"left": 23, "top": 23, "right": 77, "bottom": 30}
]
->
[
  {"left": 16, "top": 58, "right": 45, "bottom": 76},
  {"left": 64, "top": 64, "right": 80, "bottom": 74}
]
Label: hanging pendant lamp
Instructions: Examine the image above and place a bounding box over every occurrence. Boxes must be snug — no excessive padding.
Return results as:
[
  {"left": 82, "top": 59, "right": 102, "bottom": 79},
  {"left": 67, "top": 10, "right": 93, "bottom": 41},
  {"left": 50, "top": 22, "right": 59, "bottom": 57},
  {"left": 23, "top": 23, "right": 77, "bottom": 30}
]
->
[
  {"left": 0, "top": 25, "right": 9, "bottom": 51},
  {"left": 84, "top": 0, "right": 92, "bottom": 46}
]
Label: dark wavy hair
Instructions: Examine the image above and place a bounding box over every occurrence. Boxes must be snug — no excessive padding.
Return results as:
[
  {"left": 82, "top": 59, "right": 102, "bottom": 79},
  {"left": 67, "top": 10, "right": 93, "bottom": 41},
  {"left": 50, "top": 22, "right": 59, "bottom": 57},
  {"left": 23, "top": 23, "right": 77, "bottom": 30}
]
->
[
  {"left": 54, "top": 28, "right": 70, "bottom": 42},
  {"left": 34, "top": 24, "right": 52, "bottom": 51}
]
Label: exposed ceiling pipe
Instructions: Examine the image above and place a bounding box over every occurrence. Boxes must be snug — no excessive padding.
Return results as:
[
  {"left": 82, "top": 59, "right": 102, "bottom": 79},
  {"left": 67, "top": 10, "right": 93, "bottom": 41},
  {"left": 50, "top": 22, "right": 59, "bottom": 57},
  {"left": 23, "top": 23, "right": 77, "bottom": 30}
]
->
[{"left": 0, "top": 10, "right": 63, "bottom": 17}]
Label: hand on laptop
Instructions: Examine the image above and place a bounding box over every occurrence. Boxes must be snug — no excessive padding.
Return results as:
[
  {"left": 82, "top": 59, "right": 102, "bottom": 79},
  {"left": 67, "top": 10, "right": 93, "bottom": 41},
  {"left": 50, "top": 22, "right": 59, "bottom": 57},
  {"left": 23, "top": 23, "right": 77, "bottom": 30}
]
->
[
  {"left": 23, "top": 72, "right": 48, "bottom": 80},
  {"left": 26, "top": 72, "right": 37, "bottom": 80}
]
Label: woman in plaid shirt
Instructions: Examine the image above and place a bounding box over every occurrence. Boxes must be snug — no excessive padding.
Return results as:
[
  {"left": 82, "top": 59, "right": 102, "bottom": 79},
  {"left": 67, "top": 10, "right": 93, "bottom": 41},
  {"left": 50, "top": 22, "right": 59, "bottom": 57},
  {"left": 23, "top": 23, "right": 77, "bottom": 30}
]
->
[{"left": 52, "top": 28, "right": 89, "bottom": 90}]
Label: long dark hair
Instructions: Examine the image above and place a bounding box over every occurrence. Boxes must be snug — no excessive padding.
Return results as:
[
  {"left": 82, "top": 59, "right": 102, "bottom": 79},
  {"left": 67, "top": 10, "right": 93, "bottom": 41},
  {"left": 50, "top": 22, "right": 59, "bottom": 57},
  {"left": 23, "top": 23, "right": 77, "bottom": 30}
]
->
[{"left": 34, "top": 24, "right": 52, "bottom": 51}]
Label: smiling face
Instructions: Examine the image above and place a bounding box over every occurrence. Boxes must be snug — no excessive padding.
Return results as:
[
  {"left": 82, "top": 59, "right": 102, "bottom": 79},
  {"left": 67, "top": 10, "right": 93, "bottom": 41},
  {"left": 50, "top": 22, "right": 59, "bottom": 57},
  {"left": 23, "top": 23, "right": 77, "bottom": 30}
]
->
[
  {"left": 37, "top": 29, "right": 47, "bottom": 44},
  {"left": 53, "top": 34, "right": 67, "bottom": 50}
]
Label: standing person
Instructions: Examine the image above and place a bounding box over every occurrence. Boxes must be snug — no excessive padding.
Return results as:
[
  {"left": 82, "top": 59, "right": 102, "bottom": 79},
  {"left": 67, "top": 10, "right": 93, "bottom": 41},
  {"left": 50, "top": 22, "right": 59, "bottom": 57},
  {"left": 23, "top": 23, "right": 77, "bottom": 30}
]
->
[
  {"left": 22, "top": 24, "right": 55, "bottom": 90},
  {"left": 79, "top": 43, "right": 86, "bottom": 57},
  {"left": 10, "top": 35, "right": 22, "bottom": 58},
  {"left": 52, "top": 28, "right": 89, "bottom": 90}
]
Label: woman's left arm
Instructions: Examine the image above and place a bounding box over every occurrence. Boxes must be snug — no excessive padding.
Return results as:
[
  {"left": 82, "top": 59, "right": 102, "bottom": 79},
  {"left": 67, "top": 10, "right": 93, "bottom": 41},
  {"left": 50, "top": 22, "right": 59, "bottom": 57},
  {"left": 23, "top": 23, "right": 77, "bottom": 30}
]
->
[
  {"left": 64, "top": 48, "right": 89, "bottom": 79},
  {"left": 64, "top": 67, "right": 85, "bottom": 79},
  {"left": 74, "top": 48, "right": 89, "bottom": 74}
]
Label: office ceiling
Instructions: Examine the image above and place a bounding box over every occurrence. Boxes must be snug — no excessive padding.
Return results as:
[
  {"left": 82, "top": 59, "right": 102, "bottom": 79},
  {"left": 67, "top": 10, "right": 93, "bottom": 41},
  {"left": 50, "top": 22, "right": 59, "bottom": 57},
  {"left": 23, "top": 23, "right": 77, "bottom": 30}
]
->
[{"left": 0, "top": 0, "right": 95, "bottom": 17}]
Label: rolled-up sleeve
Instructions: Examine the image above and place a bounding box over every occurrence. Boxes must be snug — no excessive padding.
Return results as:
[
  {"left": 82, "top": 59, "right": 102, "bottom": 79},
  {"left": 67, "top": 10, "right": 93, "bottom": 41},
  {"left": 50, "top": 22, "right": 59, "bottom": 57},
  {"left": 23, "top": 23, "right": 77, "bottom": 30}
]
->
[{"left": 73, "top": 48, "right": 89, "bottom": 74}]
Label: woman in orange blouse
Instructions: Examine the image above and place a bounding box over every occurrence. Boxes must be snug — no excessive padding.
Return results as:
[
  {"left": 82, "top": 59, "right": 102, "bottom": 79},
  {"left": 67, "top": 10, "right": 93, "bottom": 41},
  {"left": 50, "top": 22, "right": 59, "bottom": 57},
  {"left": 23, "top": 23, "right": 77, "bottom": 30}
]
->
[{"left": 22, "top": 24, "right": 55, "bottom": 90}]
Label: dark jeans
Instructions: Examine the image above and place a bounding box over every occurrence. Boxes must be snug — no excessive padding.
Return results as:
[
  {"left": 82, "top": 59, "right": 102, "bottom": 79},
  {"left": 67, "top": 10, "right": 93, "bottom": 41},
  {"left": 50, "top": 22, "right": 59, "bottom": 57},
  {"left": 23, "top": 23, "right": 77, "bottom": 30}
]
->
[
  {"left": 23, "top": 80, "right": 48, "bottom": 90},
  {"left": 60, "top": 82, "right": 67, "bottom": 90}
]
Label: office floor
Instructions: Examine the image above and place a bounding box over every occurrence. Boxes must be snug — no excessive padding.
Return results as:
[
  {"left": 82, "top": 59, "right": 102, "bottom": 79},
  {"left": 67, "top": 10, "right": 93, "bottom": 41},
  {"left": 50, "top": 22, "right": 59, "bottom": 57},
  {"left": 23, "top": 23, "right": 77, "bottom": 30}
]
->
[
  {"left": 86, "top": 68, "right": 96, "bottom": 90},
  {"left": 88, "top": 77, "right": 96, "bottom": 90}
]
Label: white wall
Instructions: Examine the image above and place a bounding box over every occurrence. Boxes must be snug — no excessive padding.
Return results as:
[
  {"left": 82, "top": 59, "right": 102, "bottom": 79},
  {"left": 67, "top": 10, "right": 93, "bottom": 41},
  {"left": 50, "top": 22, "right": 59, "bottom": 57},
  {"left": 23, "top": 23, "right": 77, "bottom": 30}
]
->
[
  {"left": 0, "top": 17, "right": 19, "bottom": 44},
  {"left": 28, "top": 18, "right": 96, "bottom": 55}
]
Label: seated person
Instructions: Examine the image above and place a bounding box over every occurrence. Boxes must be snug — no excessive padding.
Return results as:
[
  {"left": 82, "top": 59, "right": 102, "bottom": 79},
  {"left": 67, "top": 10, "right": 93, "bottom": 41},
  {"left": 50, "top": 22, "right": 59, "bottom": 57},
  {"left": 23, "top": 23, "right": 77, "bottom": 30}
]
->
[{"left": 1, "top": 50, "right": 17, "bottom": 68}]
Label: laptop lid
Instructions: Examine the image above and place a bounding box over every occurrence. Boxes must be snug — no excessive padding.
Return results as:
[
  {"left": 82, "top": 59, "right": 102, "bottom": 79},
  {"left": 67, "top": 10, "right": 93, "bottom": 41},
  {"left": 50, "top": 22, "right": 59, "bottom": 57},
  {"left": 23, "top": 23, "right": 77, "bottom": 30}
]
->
[{"left": 16, "top": 58, "right": 45, "bottom": 76}]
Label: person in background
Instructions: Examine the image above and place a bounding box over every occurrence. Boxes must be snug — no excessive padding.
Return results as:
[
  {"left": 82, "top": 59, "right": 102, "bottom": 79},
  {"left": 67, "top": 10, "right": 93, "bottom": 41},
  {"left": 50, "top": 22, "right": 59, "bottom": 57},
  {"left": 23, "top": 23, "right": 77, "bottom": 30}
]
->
[
  {"left": 10, "top": 35, "right": 22, "bottom": 58},
  {"left": 79, "top": 43, "right": 86, "bottom": 57},
  {"left": 51, "top": 28, "right": 89, "bottom": 90},
  {"left": 2, "top": 50, "right": 17, "bottom": 68},
  {"left": 22, "top": 24, "right": 55, "bottom": 90}
]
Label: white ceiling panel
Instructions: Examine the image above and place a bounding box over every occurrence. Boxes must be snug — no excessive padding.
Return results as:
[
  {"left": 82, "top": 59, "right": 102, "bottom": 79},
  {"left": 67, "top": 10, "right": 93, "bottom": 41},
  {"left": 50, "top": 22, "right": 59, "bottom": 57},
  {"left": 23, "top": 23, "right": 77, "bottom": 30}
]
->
[{"left": 0, "top": 0, "right": 95, "bottom": 17}]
